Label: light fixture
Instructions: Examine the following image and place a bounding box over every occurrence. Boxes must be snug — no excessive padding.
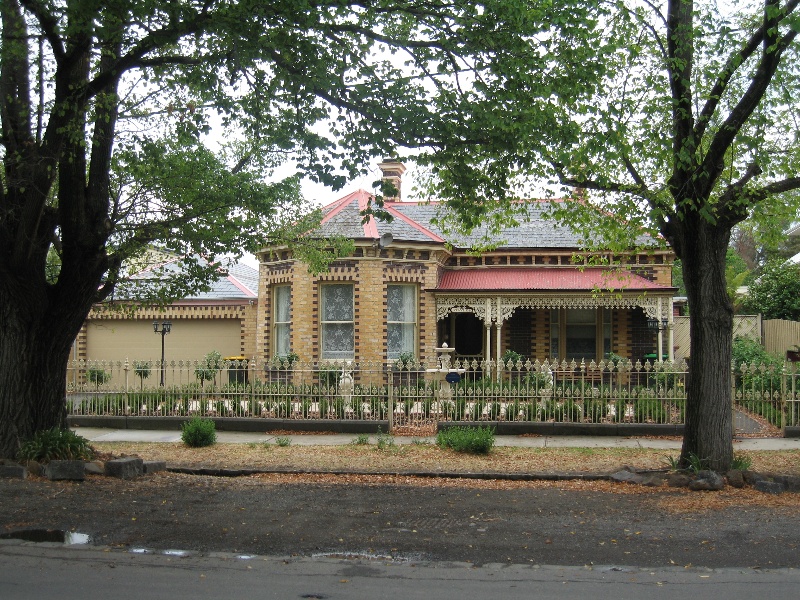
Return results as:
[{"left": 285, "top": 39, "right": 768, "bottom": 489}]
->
[
  {"left": 647, "top": 317, "right": 668, "bottom": 332},
  {"left": 153, "top": 320, "right": 173, "bottom": 386}
]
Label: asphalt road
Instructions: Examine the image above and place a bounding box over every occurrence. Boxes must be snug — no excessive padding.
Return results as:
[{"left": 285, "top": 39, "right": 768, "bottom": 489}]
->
[
  {"left": 2, "top": 543, "right": 800, "bottom": 600},
  {"left": 2, "top": 473, "right": 799, "bottom": 569}
]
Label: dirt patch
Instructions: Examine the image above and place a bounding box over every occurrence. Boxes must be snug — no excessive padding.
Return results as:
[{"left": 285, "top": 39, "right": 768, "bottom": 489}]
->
[{"left": 90, "top": 441, "right": 800, "bottom": 479}]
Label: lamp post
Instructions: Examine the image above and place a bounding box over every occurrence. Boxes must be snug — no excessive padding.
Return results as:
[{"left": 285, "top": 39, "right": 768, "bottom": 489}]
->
[{"left": 153, "top": 320, "right": 172, "bottom": 386}]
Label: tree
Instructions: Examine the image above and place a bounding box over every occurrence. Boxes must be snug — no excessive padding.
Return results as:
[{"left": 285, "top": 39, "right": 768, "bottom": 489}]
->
[
  {"left": 419, "top": 0, "right": 800, "bottom": 470},
  {"left": 195, "top": 351, "right": 222, "bottom": 388},
  {"left": 133, "top": 360, "right": 151, "bottom": 391},
  {"left": 2, "top": 0, "right": 588, "bottom": 457},
  {"left": 742, "top": 259, "right": 800, "bottom": 320}
]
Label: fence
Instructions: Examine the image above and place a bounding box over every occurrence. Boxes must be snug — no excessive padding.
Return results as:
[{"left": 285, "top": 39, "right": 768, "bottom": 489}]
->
[
  {"left": 66, "top": 355, "right": 800, "bottom": 433},
  {"left": 66, "top": 356, "right": 691, "bottom": 426},
  {"left": 763, "top": 319, "right": 800, "bottom": 358},
  {"left": 672, "top": 314, "right": 762, "bottom": 360}
]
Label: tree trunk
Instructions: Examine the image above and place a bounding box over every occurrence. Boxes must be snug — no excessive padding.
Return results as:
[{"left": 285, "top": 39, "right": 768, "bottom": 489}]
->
[
  {"left": 0, "top": 271, "right": 96, "bottom": 458},
  {"left": 677, "top": 216, "right": 734, "bottom": 472}
]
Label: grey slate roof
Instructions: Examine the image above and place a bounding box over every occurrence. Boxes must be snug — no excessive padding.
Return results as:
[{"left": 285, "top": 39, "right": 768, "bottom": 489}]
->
[
  {"left": 128, "top": 255, "right": 257, "bottom": 300},
  {"left": 319, "top": 191, "right": 657, "bottom": 250}
]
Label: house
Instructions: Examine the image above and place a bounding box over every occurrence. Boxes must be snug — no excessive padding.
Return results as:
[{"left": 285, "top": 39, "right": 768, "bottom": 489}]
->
[
  {"left": 254, "top": 162, "right": 677, "bottom": 369},
  {"left": 71, "top": 253, "right": 259, "bottom": 371}
]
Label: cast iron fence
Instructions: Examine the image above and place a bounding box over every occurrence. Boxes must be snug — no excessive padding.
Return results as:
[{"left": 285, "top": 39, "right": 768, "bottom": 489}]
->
[{"left": 65, "top": 356, "right": 800, "bottom": 431}]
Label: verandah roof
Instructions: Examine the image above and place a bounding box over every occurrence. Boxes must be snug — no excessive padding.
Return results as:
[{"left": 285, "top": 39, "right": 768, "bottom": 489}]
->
[{"left": 434, "top": 267, "right": 675, "bottom": 293}]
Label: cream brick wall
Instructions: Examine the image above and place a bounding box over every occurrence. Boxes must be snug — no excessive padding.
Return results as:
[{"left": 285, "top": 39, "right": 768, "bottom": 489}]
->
[{"left": 259, "top": 246, "right": 443, "bottom": 364}]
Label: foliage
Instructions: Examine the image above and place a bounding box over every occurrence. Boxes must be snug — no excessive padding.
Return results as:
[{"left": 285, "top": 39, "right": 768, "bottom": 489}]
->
[
  {"left": 634, "top": 398, "right": 666, "bottom": 424},
  {"left": 395, "top": 352, "right": 417, "bottom": 369},
  {"left": 133, "top": 361, "right": 152, "bottom": 391},
  {"left": 741, "top": 260, "right": 800, "bottom": 320},
  {"left": 180, "top": 417, "right": 217, "bottom": 448},
  {"left": 436, "top": 426, "right": 495, "bottom": 454},
  {"left": 731, "top": 336, "right": 784, "bottom": 390},
  {"left": 275, "top": 436, "right": 292, "bottom": 447},
  {"left": 351, "top": 434, "right": 371, "bottom": 446},
  {"left": 725, "top": 248, "right": 753, "bottom": 313},
  {"left": 685, "top": 453, "right": 710, "bottom": 475},
  {"left": 273, "top": 353, "right": 299, "bottom": 368},
  {"left": 195, "top": 351, "right": 222, "bottom": 387},
  {"left": 416, "top": 0, "right": 800, "bottom": 471},
  {"left": 17, "top": 429, "right": 93, "bottom": 463},
  {"left": 1, "top": 0, "right": 546, "bottom": 457},
  {"left": 376, "top": 428, "right": 395, "bottom": 451},
  {"left": 501, "top": 350, "right": 524, "bottom": 367},
  {"left": 86, "top": 368, "right": 111, "bottom": 389},
  {"left": 731, "top": 453, "right": 753, "bottom": 472}
]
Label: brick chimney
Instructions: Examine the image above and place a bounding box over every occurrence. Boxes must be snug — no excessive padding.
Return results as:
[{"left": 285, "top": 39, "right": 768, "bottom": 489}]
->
[{"left": 378, "top": 160, "right": 406, "bottom": 201}]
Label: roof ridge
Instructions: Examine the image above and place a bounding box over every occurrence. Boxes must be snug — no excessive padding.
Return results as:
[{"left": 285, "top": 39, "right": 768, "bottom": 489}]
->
[{"left": 384, "top": 202, "right": 445, "bottom": 243}]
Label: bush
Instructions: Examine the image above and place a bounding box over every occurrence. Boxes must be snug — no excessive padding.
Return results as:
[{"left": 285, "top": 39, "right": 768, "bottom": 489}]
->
[
  {"left": 584, "top": 400, "right": 609, "bottom": 422},
  {"left": 731, "top": 336, "right": 784, "bottom": 390},
  {"left": 436, "top": 425, "right": 495, "bottom": 454},
  {"left": 635, "top": 398, "right": 666, "bottom": 423},
  {"left": 18, "top": 428, "right": 94, "bottom": 463},
  {"left": 181, "top": 417, "right": 217, "bottom": 447},
  {"left": 86, "top": 367, "right": 111, "bottom": 389}
]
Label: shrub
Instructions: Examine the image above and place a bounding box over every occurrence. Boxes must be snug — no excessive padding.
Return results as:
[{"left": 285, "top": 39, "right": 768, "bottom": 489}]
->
[
  {"left": 133, "top": 361, "right": 151, "bottom": 390},
  {"left": 18, "top": 428, "right": 94, "bottom": 463},
  {"left": 731, "top": 452, "right": 753, "bottom": 471},
  {"left": 436, "top": 425, "right": 495, "bottom": 454},
  {"left": 553, "top": 400, "right": 581, "bottom": 422},
  {"left": 731, "top": 336, "right": 784, "bottom": 390},
  {"left": 635, "top": 398, "right": 667, "bottom": 423},
  {"left": 181, "top": 417, "right": 217, "bottom": 447},
  {"left": 86, "top": 367, "right": 111, "bottom": 389},
  {"left": 376, "top": 427, "right": 395, "bottom": 450},
  {"left": 584, "top": 400, "right": 609, "bottom": 423}
]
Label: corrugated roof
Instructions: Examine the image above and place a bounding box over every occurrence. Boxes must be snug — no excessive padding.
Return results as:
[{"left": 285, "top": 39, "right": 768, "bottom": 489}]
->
[{"left": 435, "top": 268, "right": 672, "bottom": 291}]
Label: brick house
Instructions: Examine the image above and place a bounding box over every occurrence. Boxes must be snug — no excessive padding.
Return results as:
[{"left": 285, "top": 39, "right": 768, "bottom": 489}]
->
[{"left": 255, "top": 163, "right": 676, "bottom": 368}]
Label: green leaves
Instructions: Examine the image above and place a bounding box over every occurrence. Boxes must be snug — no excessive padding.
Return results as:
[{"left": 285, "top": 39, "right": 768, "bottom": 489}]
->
[{"left": 741, "top": 259, "right": 800, "bottom": 320}]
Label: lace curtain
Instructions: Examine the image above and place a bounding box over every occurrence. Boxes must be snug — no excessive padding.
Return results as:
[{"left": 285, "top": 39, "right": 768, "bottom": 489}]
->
[
  {"left": 387, "top": 285, "right": 416, "bottom": 359},
  {"left": 273, "top": 285, "right": 291, "bottom": 357},
  {"left": 321, "top": 284, "right": 354, "bottom": 358}
]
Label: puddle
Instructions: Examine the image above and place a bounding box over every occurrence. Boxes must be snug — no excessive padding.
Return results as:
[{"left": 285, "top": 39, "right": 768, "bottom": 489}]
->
[
  {"left": 311, "top": 551, "right": 412, "bottom": 563},
  {"left": 0, "top": 529, "right": 90, "bottom": 545}
]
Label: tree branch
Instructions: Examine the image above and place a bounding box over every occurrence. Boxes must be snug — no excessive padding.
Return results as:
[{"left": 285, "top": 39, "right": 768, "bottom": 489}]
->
[
  {"left": 699, "top": 2, "right": 798, "bottom": 197},
  {"left": 19, "top": 0, "right": 66, "bottom": 62},
  {"left": 666, "top": 0, "right": 696, "bottom": 184},
  {"left": 695, "top": 0, "right": 800, "bottom": 142}
]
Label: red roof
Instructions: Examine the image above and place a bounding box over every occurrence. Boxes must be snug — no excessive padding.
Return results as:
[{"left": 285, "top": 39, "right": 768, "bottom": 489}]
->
[{"left": 435, "top": 268, "right": 672, "bottom": 291}]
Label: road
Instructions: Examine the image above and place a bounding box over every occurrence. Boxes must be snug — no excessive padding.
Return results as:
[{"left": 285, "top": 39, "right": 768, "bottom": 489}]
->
[{"left": 2, "top": 543, "right": 800, "bottom": 600}]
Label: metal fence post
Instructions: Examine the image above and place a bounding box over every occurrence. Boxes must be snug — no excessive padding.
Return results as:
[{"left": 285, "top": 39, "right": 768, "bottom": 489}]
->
[{"left": 388, "top": 367, "right": 394, "bottom": 433}]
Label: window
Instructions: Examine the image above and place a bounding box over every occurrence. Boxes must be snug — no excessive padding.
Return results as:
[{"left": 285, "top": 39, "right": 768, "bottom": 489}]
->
[
  {"left": 321, "top": 283, "right": 354, "bottom": 359},
  {"left": 273, "top": 285, "right": 291, "bottom": 358},
  {"left": 550, "top": 308, "right": 613, "bottom": 360},
  {"left": 387, "top": 284, "right": 417, "bottom": 359}
]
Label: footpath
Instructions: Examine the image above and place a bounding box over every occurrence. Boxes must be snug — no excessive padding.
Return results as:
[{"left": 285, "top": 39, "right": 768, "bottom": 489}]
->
[{"left": 72, "top": 426, "right": 800, "bottom": 451}]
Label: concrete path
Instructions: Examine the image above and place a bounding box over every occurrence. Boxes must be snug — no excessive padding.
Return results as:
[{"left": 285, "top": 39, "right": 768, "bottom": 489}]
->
[{"left": 71, "top": 426, "right": 800, "bottom": 451}]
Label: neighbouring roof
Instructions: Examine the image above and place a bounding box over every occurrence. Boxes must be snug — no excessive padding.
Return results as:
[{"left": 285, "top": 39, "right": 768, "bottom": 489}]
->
[
  {"left": 317, "top": 190, "right": 658, "bottom": 250},
  {"left": 435, "top": 267, "right": 674, "bottom": 292},
  {"left": 127, "top": 254, "right": 258, "bottom": 300}
]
